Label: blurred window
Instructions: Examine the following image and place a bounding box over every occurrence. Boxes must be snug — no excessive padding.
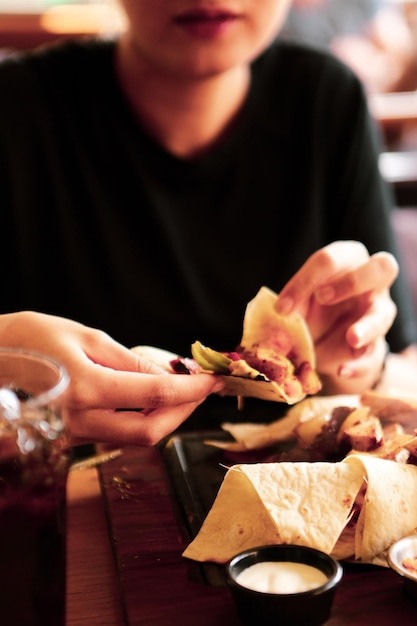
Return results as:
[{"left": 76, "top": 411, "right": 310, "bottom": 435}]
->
[{"left": 0, "top": 0, "right": 101, "bottom": 11}]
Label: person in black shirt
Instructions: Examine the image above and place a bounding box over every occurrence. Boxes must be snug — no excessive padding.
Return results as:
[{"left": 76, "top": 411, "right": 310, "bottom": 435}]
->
[{"left": 0, "top": 0, "right": 415, "bottom": 445}]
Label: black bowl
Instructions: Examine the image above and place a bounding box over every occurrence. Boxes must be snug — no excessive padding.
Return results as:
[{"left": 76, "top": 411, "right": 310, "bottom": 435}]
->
[{"left": 226, "top": 544, "right": 343, "bottom": 626}]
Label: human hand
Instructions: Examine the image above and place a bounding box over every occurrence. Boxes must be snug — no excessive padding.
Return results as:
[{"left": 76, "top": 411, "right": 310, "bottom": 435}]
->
[
  {"left": 275, "top": 241, "right": 399, "bottom": 394},
  {"left": 0, "top": 312, "right": 223, "bottom": 446}
]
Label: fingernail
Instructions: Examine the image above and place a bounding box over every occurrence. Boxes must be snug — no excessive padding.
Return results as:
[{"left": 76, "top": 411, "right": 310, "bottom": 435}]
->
[
  {"left": 276, "top": 296, "right": 293, "bottom": 315},
  {"left": 316, "top": 286, "right": 335, "bottom": 303},
  {"left": 338, "top": 365, "right": 354, "bottom": 379},
  {"left": 350, "top": 327, "right": 364, "bottom": 349}
]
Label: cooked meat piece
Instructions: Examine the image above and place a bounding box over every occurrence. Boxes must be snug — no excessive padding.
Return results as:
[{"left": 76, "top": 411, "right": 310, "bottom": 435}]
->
[
  {"left": 337, "top": 407, "right": 384, "bottom": 452},
  {"left": 361, "top": 390, "right": 417, "bottom": 427}
]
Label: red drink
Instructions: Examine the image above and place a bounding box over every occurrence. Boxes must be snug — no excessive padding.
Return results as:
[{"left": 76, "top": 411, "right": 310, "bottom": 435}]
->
[
  {"left": 0, "top": 350, "right": 70, "bottom": 626},
  {"left": 0, "top": 425, "right": 71, "bottom": 626}
]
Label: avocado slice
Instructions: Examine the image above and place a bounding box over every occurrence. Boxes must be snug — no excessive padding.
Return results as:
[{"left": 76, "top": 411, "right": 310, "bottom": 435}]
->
[{"left": 191, "top": 341, "right": 232, "bottom": 374}]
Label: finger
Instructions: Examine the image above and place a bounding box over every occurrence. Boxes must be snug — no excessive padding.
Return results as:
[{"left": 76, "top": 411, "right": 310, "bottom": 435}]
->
[
  {"left": 75, "top": 328, "right": 168, "bottom": 374},
  {"left": 276, "top": 241, "right": 370, "bottom": 315},
  {"left": 315, "top": 252, "right": 399, "bottom": 305},
  {"left": 68, "top": 367, "right": 224, "bottom": 411},
  {"left": 337, "top": 337, "right": 388, "bottom": 382},
  {"left": 66, "top": 401, "right": 204, "bottom": 446},
  {"left": 317, "top": 335, "right": 388, "bottom": 394},
  {"left": 346, "top": 294, "right": 397, "bottom": 349}
]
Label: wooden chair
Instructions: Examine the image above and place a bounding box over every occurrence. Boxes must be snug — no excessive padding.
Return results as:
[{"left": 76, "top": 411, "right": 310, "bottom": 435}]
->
[
  {"left": 369, "top": 91, "right": 417, "bottom": 319},
  {"left": 369, "top": 91, "right": 417, "bottom": 206}
]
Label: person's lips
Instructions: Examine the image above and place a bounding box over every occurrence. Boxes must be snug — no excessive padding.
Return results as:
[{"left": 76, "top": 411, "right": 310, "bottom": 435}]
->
[{"left": 174, "top": 8, "right": 240, "bottom": 38}]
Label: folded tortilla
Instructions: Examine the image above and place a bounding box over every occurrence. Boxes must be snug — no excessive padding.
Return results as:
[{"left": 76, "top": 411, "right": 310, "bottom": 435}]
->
[
  {"left": 182, "top": 460, "right": 364, "bottom": 563},
  {"left": 195, "top": 286, "right": 321, "bottom": 404},
  {"left": 242, "top": 286, "right": 315, "bottom": 371},
  {"left": 344, "top": 455, "right": 417, "bottom": 562},
  {"left": 133, "top": 287, "right": 321, "bottom": 405},
  {"left": 205, "top": 394, "right": 360, "bottom": 451},
  {"left": 182, "top": 455, "right": 417, "bottom": 565}
]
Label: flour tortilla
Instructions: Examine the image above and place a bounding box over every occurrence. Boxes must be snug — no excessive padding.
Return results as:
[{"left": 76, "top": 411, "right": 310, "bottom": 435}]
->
[
  {"left": 183, "top": 456, "right": 417, "bottom": 565},
  {"left": 130, "top": 345, "right": 303, "bottom": 404},
  {"left": 215, "top": 376, "right": 305, "bottom": 404},
  {"left": 182, "top": 461, "right": 364, "bottom": 563},
  {"left": 216, "top": 286, "right": 319, "bottom": 404},
  {"left": 241, "top": 286, "right": 316, "bottom": 371},
  {"left": 343, "top": 455, "right": 417, "bottom": 562},
  {"left": 131, "top": 345, "right": 178, "bottom": 372},
  {"left": 205, "top": 394, "right": 360, "bottom": 452}
]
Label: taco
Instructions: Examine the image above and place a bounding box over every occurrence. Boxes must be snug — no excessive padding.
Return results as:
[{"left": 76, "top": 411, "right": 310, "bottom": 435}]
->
[
  {"left": 188, "top": 286, "right": 321, "bottom": 404},
  {"left": 132, "top": 287, "right": 321, "bottom": 405}
]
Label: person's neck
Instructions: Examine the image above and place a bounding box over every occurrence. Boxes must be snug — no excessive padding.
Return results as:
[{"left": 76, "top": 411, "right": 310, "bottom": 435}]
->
[{"left": 115, "top": 37, "right": 251, "bottom": 159}]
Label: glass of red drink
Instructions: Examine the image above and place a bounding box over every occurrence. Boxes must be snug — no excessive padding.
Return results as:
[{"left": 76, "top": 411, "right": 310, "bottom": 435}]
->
[{"left": 0, "top": 349, "right": 70, "bottom": 626}]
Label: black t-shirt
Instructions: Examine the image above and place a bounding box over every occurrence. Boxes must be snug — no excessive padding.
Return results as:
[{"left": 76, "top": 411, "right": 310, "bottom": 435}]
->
[{"left": 0, "top": 38, "right": 415, "bottom": 357}]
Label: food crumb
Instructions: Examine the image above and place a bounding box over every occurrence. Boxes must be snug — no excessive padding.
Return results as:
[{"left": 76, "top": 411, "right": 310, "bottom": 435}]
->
[{"left": 402, "top": 556, "right": 417, "bottom": 572}]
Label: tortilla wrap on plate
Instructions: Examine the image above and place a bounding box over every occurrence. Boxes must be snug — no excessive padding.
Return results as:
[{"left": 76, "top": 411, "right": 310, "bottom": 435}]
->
[
  {"left": 343, "top": 455, "right": 417, "bottom": 562},
  {"left": 204, "top": 394, "right": 360, "bottom": 452},
  {"left": 182, "top": 455, "right": 417, "bottom": 566}
]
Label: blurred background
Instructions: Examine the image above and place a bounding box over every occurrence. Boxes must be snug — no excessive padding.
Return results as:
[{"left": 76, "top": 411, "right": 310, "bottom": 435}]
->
[
  {"left": 0, "top": 0, "right": 416, "bottom": 208},
  {"left": 0, "top": 0, "right": 116, "bottom": 52},
  {"left": 2, "top": 0, "right": 415, "bottom": 191}
]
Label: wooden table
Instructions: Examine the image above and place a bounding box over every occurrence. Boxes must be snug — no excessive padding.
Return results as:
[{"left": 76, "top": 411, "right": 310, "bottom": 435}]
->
[
  {"left": 66, "top": 445, "right": 417, "bottom": 625},
  {"left": 66, "top": 467, "right": 125, "bottom": 626}
]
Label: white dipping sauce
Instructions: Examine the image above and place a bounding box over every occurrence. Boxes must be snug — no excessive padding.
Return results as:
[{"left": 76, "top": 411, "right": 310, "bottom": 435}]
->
[{"left": 236, "top": 561, "right": 328, "bottom": 594}]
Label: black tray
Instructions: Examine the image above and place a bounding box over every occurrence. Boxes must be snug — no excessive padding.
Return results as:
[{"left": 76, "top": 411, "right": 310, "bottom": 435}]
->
[{"left": 160, "top": 431, "right": 231, "bottom": 585}]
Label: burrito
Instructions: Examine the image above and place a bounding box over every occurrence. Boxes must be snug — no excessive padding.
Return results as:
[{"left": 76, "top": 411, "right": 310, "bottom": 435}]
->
[{"left": 182, "top": 455, "right": 417, "bottom": 566}]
